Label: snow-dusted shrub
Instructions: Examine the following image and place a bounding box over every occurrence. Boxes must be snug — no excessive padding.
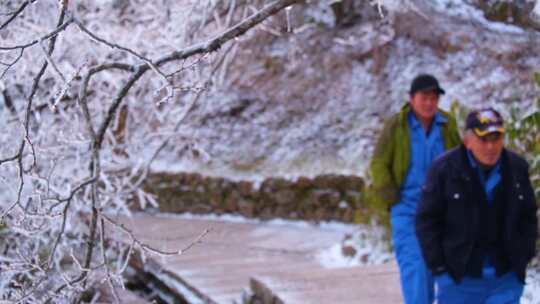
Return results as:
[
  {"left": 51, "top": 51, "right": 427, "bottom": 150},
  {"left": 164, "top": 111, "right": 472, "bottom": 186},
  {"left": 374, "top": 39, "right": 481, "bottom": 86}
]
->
[{"left": 504, "top": 73, "right": 540, "bottom": 199}]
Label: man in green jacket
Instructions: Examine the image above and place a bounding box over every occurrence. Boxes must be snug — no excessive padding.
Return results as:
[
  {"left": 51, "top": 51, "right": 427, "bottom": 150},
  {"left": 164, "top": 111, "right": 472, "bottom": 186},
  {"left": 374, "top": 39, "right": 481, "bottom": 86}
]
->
[{"left": 368, "top": 74, "right": 461, "bottom": 304}]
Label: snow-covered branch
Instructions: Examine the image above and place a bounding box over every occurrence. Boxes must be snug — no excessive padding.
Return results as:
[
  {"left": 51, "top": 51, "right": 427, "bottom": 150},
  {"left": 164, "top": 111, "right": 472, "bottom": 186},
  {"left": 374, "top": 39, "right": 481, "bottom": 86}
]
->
[
  {"left": 0, "top": 0, "right": 303, "bottom": 301},
  {"left": 0, "top": 0, "right": 37, "bottom": 31},
  {"left": 0, "top": 16, "right": 73, "bottom": 51}
]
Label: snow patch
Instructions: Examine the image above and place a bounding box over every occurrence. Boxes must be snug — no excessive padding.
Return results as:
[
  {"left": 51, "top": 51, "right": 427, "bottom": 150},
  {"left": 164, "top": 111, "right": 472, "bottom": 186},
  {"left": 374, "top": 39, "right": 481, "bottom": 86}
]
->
[
  {"left": 521, "top": 259, "right": 540, "bottom": 304},
  {"left": 152, "top": 211, "right": 358, "bottom": 233},
  {"left": 317, "top": 224, "right": 392, "bottom": 268},
  {"left": 532, "top": 1, "right": 540, "bottom": 21},
  {"left": 430, "top": 0, "right": 524, "bottom": 34}
]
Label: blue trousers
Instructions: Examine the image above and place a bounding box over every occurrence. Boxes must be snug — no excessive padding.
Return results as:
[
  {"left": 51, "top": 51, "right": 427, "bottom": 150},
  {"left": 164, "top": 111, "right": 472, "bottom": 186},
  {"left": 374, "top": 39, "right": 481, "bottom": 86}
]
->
[
  {"left": 435, "top": 272, "right": 524, "bottom": 304},
  {"left": 391, "top": 213, "right": 434, "bottom": 304}
]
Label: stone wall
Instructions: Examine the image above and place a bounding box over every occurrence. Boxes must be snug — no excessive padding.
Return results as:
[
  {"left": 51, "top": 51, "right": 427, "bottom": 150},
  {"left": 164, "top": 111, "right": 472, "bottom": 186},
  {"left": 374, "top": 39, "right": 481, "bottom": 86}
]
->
[{"left": 143, "top": 173, "right": 365, "bottom": 222}]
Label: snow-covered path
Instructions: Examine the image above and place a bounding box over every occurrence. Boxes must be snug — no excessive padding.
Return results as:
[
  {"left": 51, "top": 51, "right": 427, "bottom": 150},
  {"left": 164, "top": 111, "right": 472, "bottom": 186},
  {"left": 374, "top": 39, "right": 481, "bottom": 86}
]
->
[{"left": 120, "top": 213, "right": 401, "bottom": 303}]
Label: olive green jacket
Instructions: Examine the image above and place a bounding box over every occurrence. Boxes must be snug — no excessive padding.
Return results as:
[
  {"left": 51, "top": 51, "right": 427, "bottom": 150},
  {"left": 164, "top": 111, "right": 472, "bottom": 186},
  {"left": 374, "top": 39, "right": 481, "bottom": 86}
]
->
[{"left": 367, "top": 104, "right": 461, "bottom": 212}]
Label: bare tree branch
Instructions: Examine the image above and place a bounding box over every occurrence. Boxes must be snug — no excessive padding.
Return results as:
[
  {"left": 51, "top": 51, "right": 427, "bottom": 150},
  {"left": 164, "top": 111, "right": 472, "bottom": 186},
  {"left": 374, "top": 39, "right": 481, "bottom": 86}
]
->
[
  {"left": 156, "top": 0, "right": 300, "bottom": 66},
  {"left": 73, "top": 18, "right": 153, "bottom": 63},
  {"left": 100, "top": 213, "right": 212, "bottom": 256},
  {"left": 0, "top": 0, "right": 37, "bottom": 31},
  {"left": 99, "top": 217, "right": 120, "bottom": 304},
  {"left": 78, "top": 63, "right": 136, "bottom": 139},
  {"left": 94, "top": 0, "right": 301, "bottom": 151},
  {"left": 0, "top": 16, "right": 74, "bottom": 51},
  {"left": 0, "top": 153, "right": 18, "bottom": 166},
  {"left": 147, "top": 41, "right": 235, "bottom": 171},
  {"left": 72, "top": 18, "right": 175, "bottom": 104},
  {"left": 1, "top": 88, "right": 17, "bottom": 116},
  {"left": 78, "top": 151, "right": 102, "bottom": 290},
  {"left": 2, "top": 4, "right": 69, "bottom": 220},
  {"left": 94, "top": 67, "right": 145, "bottom": 151},
  {"left": 47, "top": 176, "right": 98, "bottom": 267},
  {"left": 0, "top": 48, "right": 23, "bottom": 80},
  {"left": 38, "top": 40, "right": 67, "bottom": 84},
  {"left": 56, "top": 186, "right": 100, "bottom": 293}
]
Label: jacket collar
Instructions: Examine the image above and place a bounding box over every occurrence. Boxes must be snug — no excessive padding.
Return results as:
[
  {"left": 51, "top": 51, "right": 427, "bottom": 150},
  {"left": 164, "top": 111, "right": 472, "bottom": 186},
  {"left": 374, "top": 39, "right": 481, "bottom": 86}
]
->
[
  {"left": 408, "top": 111, "right": 447, "bottom": 130},
  {"left": 399, "top": 103, "right": 450, "bottom": 127},
  {"left": 453, "top": 145, "right": 511, "bottom": 183}
]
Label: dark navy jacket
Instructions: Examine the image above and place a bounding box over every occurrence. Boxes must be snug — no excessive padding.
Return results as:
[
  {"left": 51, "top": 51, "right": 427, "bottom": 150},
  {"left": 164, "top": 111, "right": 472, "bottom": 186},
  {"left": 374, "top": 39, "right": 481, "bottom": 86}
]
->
[{"left": 416, "top": 145, "right": 538, "bottom": 283}]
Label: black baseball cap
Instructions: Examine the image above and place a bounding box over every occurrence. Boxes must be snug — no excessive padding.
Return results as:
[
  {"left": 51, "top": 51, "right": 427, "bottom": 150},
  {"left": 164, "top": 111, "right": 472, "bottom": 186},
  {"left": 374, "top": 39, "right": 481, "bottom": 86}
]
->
[
  {"left": 409, "top": 74, "right": 445, "bottom": 96},
  {"left": 465, "top": 108, "right": 505, "bottom": 137}
]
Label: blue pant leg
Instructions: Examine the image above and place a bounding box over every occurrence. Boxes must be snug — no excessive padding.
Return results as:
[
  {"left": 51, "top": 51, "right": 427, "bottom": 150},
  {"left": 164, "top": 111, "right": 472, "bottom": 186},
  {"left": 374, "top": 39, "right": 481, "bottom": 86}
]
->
[
  {"left": 485, "top": 272, "right": 524, "bottom": 304},
  {"left": 391, "top": 214, "right": 434, "bottom": 304},
  {"left": 436, "top": 275, "right": 488, "bottom": 304}
]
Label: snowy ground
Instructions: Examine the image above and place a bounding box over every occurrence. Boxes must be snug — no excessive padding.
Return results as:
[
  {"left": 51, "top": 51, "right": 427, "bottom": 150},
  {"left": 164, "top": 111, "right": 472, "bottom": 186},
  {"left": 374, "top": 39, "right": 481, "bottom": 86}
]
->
[{"left": 524, "top": 261, "right": 540, "bottom": 304}]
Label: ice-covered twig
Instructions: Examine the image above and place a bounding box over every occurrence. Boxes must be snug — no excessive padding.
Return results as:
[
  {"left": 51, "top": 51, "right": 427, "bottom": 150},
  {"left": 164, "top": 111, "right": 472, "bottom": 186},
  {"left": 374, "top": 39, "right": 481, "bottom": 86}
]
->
[
  {"left": 101, "top": 213, "right": 212, "bottom": 256},
  {"left": 0, "top": 0, "right": 38, "bottom": 31},
  {"left": 0, "top": 16, "right": 74, "bottom": 51}
]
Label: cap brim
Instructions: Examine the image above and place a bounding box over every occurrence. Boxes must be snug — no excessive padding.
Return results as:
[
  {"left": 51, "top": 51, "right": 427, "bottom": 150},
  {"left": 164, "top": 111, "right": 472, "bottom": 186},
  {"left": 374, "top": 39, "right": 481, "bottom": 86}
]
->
[
  {"left": 415, "top": 86, "right": 445, "bottom": 95},
  {"left": 473, "top": 126, "right": 505, "bottom": 137},
  {"left": 437, "top": 88, "right": 445, "bottom": 95}
]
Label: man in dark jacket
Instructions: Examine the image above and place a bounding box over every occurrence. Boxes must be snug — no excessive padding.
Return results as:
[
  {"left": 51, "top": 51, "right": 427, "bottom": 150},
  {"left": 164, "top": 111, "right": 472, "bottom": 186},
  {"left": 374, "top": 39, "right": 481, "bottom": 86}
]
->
[{"left": 416, "top": 108, "right": 538, "bottom": 303}]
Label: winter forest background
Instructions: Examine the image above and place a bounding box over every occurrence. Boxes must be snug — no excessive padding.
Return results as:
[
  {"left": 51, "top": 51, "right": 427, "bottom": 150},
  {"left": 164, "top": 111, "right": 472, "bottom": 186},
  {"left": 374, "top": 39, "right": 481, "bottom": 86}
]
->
[{"left": 0, "top": 0, "right": 539, "bottom": 303}]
